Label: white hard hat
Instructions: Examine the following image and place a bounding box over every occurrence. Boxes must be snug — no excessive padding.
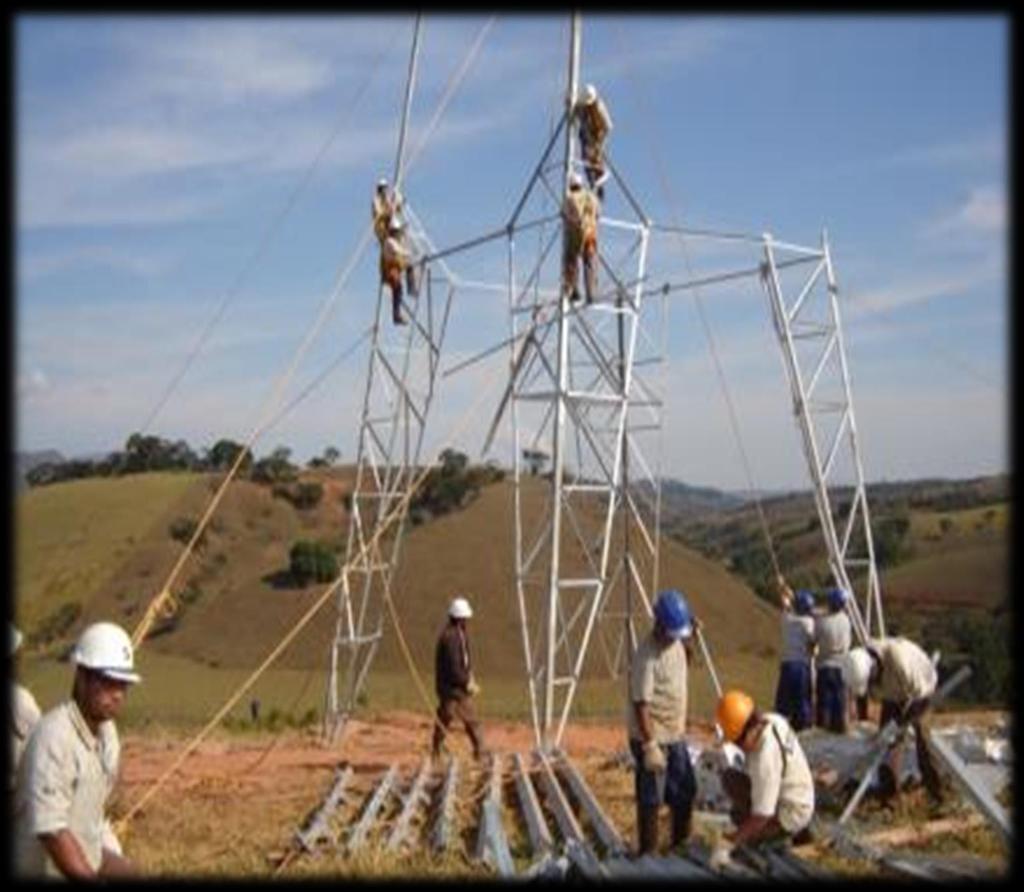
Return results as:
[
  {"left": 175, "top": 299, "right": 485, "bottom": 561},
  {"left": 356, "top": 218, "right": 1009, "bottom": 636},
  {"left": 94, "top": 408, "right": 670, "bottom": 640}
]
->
[
  {"left": 583, "top": 83, "right": 598, "bottom": 104},
  {"left": 839, "top": 647, "right": 874, "bottom": 698},
  {"left": 448, "top": 597, "right": 473, "bottom": 620},
  {"left": 568, "top": 171, "right": 583, "bottom": 189},
  {"left": 388, "top": 218, "right": 404, "bottom": 232},
  {"left": 377, "top": 177, "right": 388, "bottom": 188},
  {"left": 11, "top": 623, "right": 23, "bottom": 655},
  {"left": 71, "top": 622, "right": 141, "bottom": 684}
]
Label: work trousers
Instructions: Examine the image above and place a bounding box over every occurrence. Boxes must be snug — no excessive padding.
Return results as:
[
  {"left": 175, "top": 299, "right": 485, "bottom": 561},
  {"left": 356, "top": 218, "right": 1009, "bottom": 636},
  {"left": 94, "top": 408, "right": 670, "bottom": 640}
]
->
[
  {"left": 628, "top": 738, "right": 696, "bottom": 854},
  {"left": 431, "top": 695, "right": 485, "bottom": 759},
  {"left": 815, "top": 665, "right": 848, "bottom": 733},
  {"left": 562, "top": 233, "right": 597, "bottom": 303},
  {"left": 774, "top": 659, "right": 813, "bottom": 732},
  {"left": 878, "top": 698, "right": 943, "bottom": 802}
]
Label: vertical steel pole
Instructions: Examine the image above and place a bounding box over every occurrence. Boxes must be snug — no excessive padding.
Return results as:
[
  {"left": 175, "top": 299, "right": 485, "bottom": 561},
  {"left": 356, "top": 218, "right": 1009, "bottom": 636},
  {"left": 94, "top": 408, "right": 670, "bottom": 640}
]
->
[
  {"left": 393, "top": 14, "right": 423, "bottom": 191},
  {"left": 543, "top": 11, "right": 581, "bottom": 749}
]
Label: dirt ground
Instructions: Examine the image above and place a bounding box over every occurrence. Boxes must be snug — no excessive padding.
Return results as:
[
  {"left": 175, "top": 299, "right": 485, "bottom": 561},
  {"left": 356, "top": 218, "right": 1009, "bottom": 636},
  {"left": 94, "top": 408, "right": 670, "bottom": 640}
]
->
[{"left": 111, "top": 709, "right": 1010, "bottom": 879}]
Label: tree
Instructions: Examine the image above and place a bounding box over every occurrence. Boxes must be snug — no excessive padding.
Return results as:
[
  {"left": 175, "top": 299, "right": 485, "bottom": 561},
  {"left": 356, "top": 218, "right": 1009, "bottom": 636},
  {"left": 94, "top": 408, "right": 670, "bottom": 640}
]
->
[
  {"left": 207, "top": 439, "right": 254, "bottom": 473},
  {"left": 323, "top": 446, "right": 341, "bottom": 466}
]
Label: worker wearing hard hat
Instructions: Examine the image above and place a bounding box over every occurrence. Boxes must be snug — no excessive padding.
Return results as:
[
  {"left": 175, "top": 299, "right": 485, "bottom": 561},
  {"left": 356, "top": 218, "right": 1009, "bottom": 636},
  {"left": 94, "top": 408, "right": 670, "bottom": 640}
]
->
[
  {"left": 814, "top": 587, "right": 852, "bottom": 732},
  {"left": 839, "top": 637, "right": 944, "bottom": 805},
  {"left": 371, "top": 177, "right": 404, "bottom": 245},
  {"left": 773, "top": 575, "right": 815, "bottom": 732},
  {"left": 712, "top": 689, "right": 815, "bottom": 867},
  {"left": 627, "top": 589, "right": 698, "bottom": 855},
  {"left": 14, "top": 622, "right": 140, "bottom": 879},
  {"left": 574, "top": 83, "right": 613, "bottom": 200},
  {"left": 10, "top": 624, "right": 42, "bottom": 791},
  {"left": 380, "top": 217, "right": 420, "bottom": 326},
  {"left": 431, "top": 597, "right": 487, "bottom": 762},
  {"left": 562, "top": 172, "right": 601, "bottom": 305}
]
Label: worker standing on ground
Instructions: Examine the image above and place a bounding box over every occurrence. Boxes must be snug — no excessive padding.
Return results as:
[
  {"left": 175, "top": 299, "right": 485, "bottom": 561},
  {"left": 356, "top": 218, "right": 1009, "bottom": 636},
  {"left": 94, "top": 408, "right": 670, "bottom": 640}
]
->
[
  {"left": 839, "top": 637, "right": 945, "bottom": 806},
  {"left": 773, "top": 575, "right": 815, "bottom": 732},
  {"left": 14, "top": 622, "right": 139, "bottom": 879},
  {"left": 627, "top": 589, "right": 698, "bottom": 855},
  {"left": 371, "top": 177, "right": 404, "bottom": 244},
  {"left": 562, "top": 172, "right": 600, "bottom": 304},
  {"left": 431, "top": 597, "right": 487, "bottom": 762},
  {"left": 574, "top": 83, "right": 613, "bottom": 200},
  {"left": 10, "top": 624, "right": 42, "bottom": 791},
  {"left": 814, "top": 587, "right": 852, "bottom": 733},
  {"left": 712, "top": 689, "right": 815, "bottom": 866},
  {"left": 380, "top": 218, "right": 419, "bottom": 326}
]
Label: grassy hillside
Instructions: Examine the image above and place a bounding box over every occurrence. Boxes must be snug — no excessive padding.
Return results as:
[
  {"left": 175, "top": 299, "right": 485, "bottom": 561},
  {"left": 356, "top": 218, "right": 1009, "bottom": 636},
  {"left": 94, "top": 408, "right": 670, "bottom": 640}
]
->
[{"left": 16, "top": 467, "right": 782, "bottom": 726}]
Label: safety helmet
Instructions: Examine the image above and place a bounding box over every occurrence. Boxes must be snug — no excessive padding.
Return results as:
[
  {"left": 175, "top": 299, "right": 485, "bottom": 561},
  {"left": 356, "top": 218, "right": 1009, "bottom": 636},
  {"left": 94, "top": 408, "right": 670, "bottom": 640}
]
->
[
  {"left": 827, "top": 587, "right": 848, "bottom": 612},
  {"left": 716, "top": 690, "right": 755, "bottom": 744},
  {"left": 388, "top": 218, "right": 404, "bottom": 233},
  {"left": 583, "top": 83, "right": 598, "bottom": 105},
  {"left": 377, "top": 177, "right": 388, "bottom": 189},
  {"left": 568, "top": 171, "right": 583, "bottom": 189},
  {"left": 71, "top": 622, "right": 141, "bottom": 684},
  {"left": 11, "top": 623, "right": 23, "bottom": 656},
  {"left": 448, "top": 597, "right": 473, "bottom": 620},
  {"left": 653, "top": 589, "right": 693, "bottom": 640},
  {"left": 794, "top": 589, "right": 815, "bottom": 616},
  {"left": 839, "top": 647, "right": 874, "bottom": 698}
]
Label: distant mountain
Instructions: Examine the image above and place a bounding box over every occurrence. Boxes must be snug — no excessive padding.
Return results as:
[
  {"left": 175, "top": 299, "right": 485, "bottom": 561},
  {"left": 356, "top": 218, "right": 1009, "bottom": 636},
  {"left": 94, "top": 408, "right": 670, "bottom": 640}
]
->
[
  {"left": 657, "top": 478, "right": 746, "bottom": 521},
  {"left": 14, "top": 450, "right": 65, "bottom": 491}
]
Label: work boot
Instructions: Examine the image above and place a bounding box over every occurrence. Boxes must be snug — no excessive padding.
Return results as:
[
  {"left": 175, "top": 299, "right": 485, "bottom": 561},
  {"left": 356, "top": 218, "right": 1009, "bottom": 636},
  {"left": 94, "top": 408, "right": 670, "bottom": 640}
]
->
[
  {"left": 670, "top": 808, "right": 692, "bottom": 847},
  {"left": 637, "top": 806, "right": 659, "bottom": 856}
]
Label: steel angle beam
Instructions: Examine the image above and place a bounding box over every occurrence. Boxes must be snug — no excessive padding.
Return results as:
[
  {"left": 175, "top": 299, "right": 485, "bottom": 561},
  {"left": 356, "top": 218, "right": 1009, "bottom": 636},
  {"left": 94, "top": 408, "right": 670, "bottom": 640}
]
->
[
  {"left": 512, "top": 753, "right": 554, "bottom": 856},
  {"left": 430, "top": 758, "right": 460, "bottom": 854},
  {"left": 928, "top": 730, "right": 1012, "bottom": 843},
  {"left": 552, "top": 751, "right": 627, "bottom": 857},
  {"left": 385, "top": 760, "right": 433, "bottom": 851},
  {"left": 295, "top": 765, "right": 353, "bottom": 852},
  {"left": 346, "top": 764, "right": 398, "bottom": 852},
  {"left": 532, "top": 751, "right": 605, "bottom": 876},
  {"left": 474, "top": 754, "right": 516, "bottom": 877}
]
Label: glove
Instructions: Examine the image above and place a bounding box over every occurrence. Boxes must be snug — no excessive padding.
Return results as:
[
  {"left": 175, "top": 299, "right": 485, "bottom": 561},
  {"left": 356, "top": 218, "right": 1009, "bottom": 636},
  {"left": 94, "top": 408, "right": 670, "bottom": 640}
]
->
[
  {"left": 467, "top": 676, "right": 481, "bottom": 697},
  {"left": 642, "top": 739, "right": 667, "bottom": 773},
  {"left": 709, "top": 841, "right": 734, "bottom": 872}
]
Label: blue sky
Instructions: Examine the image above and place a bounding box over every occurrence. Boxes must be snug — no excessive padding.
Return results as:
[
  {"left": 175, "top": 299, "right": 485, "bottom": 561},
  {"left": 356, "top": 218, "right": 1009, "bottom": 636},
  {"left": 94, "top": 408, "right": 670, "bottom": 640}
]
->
[{"left": 16, "top": 14, "right": 1007, "bottom": 491}]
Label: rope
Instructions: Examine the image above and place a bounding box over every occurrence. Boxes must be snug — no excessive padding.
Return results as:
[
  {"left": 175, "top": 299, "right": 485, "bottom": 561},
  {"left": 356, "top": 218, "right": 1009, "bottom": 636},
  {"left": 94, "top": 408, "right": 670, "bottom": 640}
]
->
[{"left": 611, "top": 28, "right": 784, "bottom": 585}]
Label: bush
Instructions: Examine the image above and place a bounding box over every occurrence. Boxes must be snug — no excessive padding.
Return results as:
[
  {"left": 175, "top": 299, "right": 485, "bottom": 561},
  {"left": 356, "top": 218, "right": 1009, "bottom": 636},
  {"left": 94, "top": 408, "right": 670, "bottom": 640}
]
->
[
  {"left": 31, "top": 601, "right": 82, "bottom": 646},
  {"left": 289, "top": 540, "right": 339, "bottom": 585},
  {"left": 169, "top": 516, "right": 207, "bottom": 548},
  {"left": 273, "top": 481, "right": 324, "bottom": 510}
]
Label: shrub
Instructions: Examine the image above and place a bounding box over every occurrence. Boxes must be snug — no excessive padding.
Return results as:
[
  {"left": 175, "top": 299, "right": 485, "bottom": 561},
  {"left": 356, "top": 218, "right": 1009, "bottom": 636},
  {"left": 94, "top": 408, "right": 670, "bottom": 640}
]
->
[
  {"left": 289, "top": 540, "right": 339, "bottom": 585},
  {"left": 169, "top": 516, "right": 207, "bottom": 548}
]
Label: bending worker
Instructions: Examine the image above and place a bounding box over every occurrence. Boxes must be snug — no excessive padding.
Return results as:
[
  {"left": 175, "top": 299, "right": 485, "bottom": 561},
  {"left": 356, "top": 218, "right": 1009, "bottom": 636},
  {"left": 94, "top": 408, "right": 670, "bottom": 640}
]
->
[
  {"left": 371, "top": 177, "right": 403, "bottom": 244},
  {"left": 713, "top": 689, "right": 815, "bottom": 864},
  {"left": 627, "top": 589, "right": 698, "bottom": 855},
  {"left": 839, "top": 636, "right": 945, "bottom": 806},
  {"left": 11, "top": 624, "right": 42, "bottom": 791},
  {"left": 575, "top": 83, "right": 613, "bottom": 199},
  {"left": 14, "top": 622, "right": 140, "bottom": 879},
  {"left": 380, "top": 218, "right": 419, "bottom": 326},
  {"left": 814, "top": 587, "right": 852, "bottom": 732},
  {"left": 562, "top": 172, "right": 600, "bottom": 305},
  {"left": 431, "top": 597, "right": 487, "bottom": 762},
  {"left": 773, "top": 575, "right": 815, "bottom": 732}
]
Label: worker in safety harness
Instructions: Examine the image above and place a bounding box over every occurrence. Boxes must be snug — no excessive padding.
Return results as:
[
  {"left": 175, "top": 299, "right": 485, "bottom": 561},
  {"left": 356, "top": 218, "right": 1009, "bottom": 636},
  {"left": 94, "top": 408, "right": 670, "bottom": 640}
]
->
[
  {"left": 712, "top": 689, "right": 815, "bottom": 868},
  {"left": 574, "top": 83, "right": 613, "bottom": 200},
  {"left": 627, "top": 589, "right": 698, "bottom": 855},
  {"left": 431, "top": 597, "right": 487, "bottom": 762},
  {"left": 562, "top": 172, "right": 600, "bottom": 305},
  {"left": 371, "top": 177, "right": 404, "bottom": 244},
  {"left": 814, "top": 587, "right": 852, "bottom": 732},
  {"left": 773, "top": 575, "right": 815, "bottom": 732},
  {"left": 14, "top": 622, "right": 139, "bottom": 879},
  {"left": 10, "top": 624, "right": 41, "bottom": 791},
  {"left": 839, "top": 637, "right": 945, "bottom": 806},
  {"left": 380, "top": 217, "right": 419, "bottom": 326}
]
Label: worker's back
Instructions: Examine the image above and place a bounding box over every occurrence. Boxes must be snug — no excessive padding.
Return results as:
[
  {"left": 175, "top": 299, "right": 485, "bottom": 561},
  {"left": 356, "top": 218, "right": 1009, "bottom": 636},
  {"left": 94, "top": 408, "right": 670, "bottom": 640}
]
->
[
  {"left": 780, "top": 613, "right": 814, "bottom": 663},
  {"left": 814, "top": 611, "right": 851, "bottom": 666}
]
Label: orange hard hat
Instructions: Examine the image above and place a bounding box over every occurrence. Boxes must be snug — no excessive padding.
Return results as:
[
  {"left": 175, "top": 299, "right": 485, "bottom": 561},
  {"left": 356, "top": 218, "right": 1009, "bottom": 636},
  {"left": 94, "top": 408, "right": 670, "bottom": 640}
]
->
[{"left": 716, "top": 689, "right": 755, "bottom": 743}]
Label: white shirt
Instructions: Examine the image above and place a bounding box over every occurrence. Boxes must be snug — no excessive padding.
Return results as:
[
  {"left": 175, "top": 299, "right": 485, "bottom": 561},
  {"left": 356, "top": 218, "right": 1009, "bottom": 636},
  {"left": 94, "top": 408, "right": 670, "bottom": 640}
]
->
[
  {"left": 11, "top": 681, "right": 42, "bottom": 790},
  {"left": 871, "top": 637, "right": 937, "bottom": 704},
  {"left": 746, "top": 713, "right": 815, "bottom": 833},
  {"left": 814, "top": 611, "right": 852, "bottom": 667},
  {"left": 626, "top": 630, "right": 687, "bottom": 743},
  {"left": 780, "top": 613, "right": 815, "bottom": 663}
]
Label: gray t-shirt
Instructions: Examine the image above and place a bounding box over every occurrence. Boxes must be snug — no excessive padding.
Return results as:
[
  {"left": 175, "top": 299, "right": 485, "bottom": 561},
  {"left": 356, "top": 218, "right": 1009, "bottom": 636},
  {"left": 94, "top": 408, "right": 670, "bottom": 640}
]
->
[
  {"left": 780, "top": 613, "right": 815, "bottom": 663},
  {"left": 626, "top": 630, "right": 687, "bottom": 744},
  {"left": 814, "top": 612, "right": 852, "bottom": 667}
]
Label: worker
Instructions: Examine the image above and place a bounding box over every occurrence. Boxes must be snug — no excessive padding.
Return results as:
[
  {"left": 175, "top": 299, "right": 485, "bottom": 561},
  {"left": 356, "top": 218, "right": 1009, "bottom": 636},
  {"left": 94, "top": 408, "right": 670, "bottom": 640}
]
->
[
  {"left": 431, "top": 597, "right": 487, "bottom": 762},
  {"left": 11, "top": 624, "right": 42, "bottom": 791},
  {"left": 814, "top": 587, "right": 852, "bottom": 733},
  {"left": 839, "top": 637, "right": 945, "bottom": 806},
  {"left": 380, "top": 218, "right": 419, "bottom": 326},
  {"left": 562, "top": 172, "right": 600, "bottom": 304},
  {"left": 14, "top": 621, "right": 140, "bottom": 879},
  {"left": 712, "top": 689, "right": 815, "bottom": 867},
  {"left": 574, "top": 83, "right": 613, "bottom": 199},
  {"left": 371, "top": 177, "right": 404, "bottom": 244},
  {"left": 773, "top": 575, "right": 815, "bottom": 732},
  {"left": 627, "top": 589, "right": 697, "bottom": 855}
]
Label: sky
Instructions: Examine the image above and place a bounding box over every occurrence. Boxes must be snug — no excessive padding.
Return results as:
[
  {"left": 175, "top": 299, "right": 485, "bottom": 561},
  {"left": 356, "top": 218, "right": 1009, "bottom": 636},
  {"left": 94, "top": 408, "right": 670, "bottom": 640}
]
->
[{"left": 15, "top": 14, "right": 1008, "bottom": 492}]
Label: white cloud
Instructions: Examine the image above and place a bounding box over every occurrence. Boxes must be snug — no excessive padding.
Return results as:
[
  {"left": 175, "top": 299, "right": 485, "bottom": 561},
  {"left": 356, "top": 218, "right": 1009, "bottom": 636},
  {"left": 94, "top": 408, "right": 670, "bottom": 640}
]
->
[
  {"left": 20, "top": 245, "right": 168, "bottom": 282},
  {"left": 18, "top": 368, "right": 51, "bottom": 400},
  {"left": 922, "top": 185, "right": 1006, "bottom": 238},
  {"left": 885, "top": 132, "right": 1004, "bottom": 169}
]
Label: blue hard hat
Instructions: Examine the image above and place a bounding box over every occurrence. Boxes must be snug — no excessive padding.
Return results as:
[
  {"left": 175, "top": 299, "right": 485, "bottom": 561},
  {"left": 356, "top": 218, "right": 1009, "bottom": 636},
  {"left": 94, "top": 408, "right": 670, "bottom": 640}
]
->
[
  {"left": 654, "top": 589, "right": 693, "bottom": 640},
  {"left": 827, "top": 587, "right": 848, "bottom": 611},
  {"left": 794, "top": 589, "right": 815, "bottom": 615}
]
